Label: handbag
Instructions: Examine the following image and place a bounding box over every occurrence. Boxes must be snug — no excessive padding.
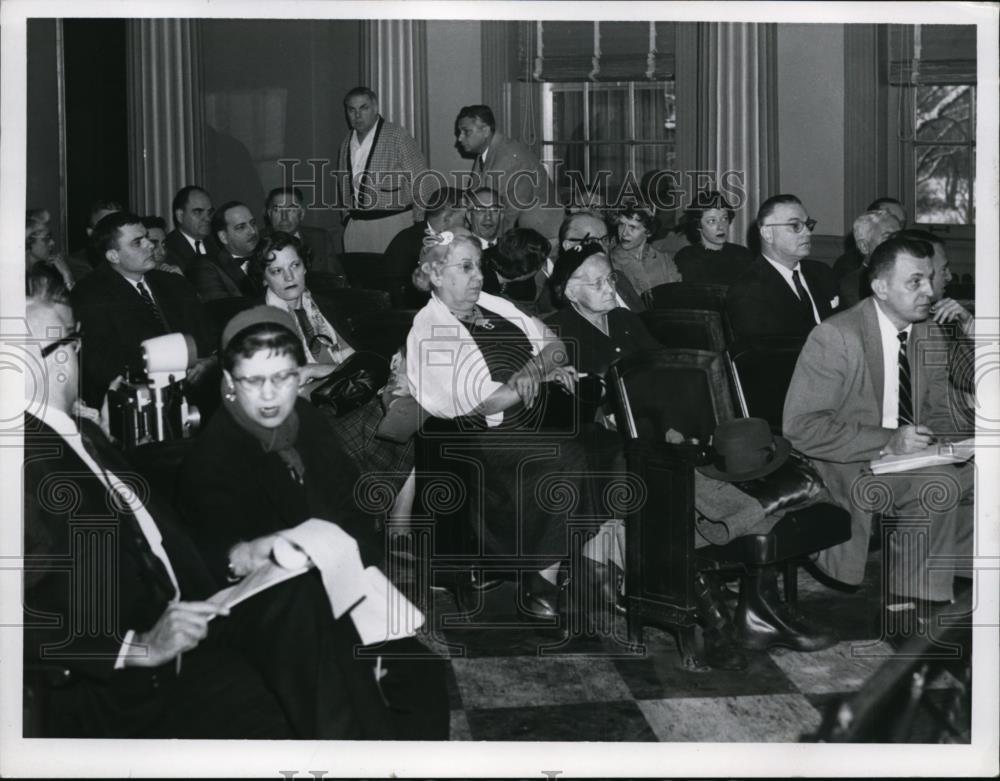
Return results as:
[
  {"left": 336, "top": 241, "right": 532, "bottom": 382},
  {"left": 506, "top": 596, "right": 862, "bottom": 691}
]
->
[{"left": 309, "top": 351, "right": 390, "bottom": 418}]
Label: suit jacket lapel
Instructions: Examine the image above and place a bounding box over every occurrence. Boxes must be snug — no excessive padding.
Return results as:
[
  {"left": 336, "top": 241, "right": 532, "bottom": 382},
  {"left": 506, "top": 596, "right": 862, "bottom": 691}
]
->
[
  {"left": 218, "top": 252, "right": 249, "bottom": 294},
  {"left": 142, "top": 272, "right": 175, "bottom": 332},
  {"left": 860, "top": 298, "right": 885, "bottom": 412},
  {"left": 758, "top": 257, "right": 804, "bottom": 312},
  {"left": 802, "top": 264, "right": 832, "bottom": 320}
]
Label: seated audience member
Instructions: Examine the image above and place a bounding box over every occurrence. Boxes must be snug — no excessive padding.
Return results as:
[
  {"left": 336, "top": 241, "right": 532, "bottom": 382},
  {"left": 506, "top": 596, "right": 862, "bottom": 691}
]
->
[
  {"left": 560, "top": 211, "right": 645, "bottom": 312},
  {"left": 546, "top": 242, "right": 658, "bottom": 377},
  {"left": 481, "top": 228, "right": 556, "bottom": 316},
  {"left": 610, "top": 205, "right": 681, "bottom": 296},
  {"left": 23, "top": 285, "right": 435, "bottom": 739},
  {"left": 263, "top": 185, "right": 345, "bottom": 280},
  {"left": 142, "top": 215, "right": 184, "bottom": 275},
  {"left": 26, "top": 209, "right": 80, "bottom": 289},
  {"left": 833, "top": 196, "right": 907, "bottom": 281},
  {"left": 465, "top": 186, "right": 504, "bottom": 249},
  {"left": 897, "top": 228, "right": 973, "bottom": 336},
  {"left": 71, "top": 211, "right": 217, "bottom": 409},
  {"left": 838, "top": 209, "right": 902, "bottom": 309},
  {"left": 165, "top": 185, "right": 216, "bottom": 272},
  {"left": 783, "top": 235, "right": 973, "bottom": 628},
  {"left": 187, "top": 200, "right": 259, "bottom": 300},
  {"left": 176, "top": 306, "right": 449, "bottom": 739},
  {"left": 248, "top": 232, "right": 413, "bottom": 493},
  {"left": 66, "top": 199, "right": 124, "bottom": 278},
  {"left": 673, "top": 191, "right": 752, "bottom": 285},
  {"left": 726, "top": 194, "right": 838, "bottom": 348},
  {"left": 384, "top": 185, "right": 467, "bottom": 274},
  {"left": 407, "top": 229, "right": 597, "bottom": 618}
]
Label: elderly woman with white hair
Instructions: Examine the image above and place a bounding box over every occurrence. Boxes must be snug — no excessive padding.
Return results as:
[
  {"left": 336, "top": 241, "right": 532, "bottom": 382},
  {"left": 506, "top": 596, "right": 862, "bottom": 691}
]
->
[{"left": 406, "top": 228, "right": 596, "bottom": 618}]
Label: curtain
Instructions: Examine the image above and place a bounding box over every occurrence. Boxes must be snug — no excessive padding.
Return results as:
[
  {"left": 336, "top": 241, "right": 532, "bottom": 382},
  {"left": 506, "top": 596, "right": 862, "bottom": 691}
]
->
[
  {"left": 126, "top": 19, "right": 205, "bottom": 225},
  {"left": 695, "top": 22, "right": 778, "bottom": 247},
  {"left": 361, "top": 20, "right": 429, "bottom": 158}
]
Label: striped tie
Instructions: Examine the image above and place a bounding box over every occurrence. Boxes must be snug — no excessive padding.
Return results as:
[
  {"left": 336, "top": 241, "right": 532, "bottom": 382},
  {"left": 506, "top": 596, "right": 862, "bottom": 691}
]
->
[
  {"left": 897, "top": 330, "right": 914, "bottom": 426},
  {"left": 136, "top": 280, "right": 168, "bottom": 333}
]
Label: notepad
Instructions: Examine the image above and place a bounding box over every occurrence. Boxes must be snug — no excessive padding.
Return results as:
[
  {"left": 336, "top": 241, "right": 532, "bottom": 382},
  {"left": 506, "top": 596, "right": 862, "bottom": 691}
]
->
[{"left": 869, "top": 437, "right": 975, "bottom": 475}]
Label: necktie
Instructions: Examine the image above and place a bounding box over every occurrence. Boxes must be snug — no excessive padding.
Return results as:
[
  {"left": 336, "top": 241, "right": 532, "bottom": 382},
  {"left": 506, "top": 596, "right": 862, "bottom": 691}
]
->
[
  {"left": 294, "top": 308, "right": 327, "bottom": 360},
  {"left": 194, "top": 240, "right": 204, "bottom": 255},
  {"left": 897, "top": 330, "right": 914, "bottom": 427},
  {"left": 791, "top": 269, "right": 818, "bottom": 325},
  {"left": 136, "top": 280, "right": 168, "bottom": 332},
  {"left": 78, "top": 421, "right": 177, "bottom": 605}
]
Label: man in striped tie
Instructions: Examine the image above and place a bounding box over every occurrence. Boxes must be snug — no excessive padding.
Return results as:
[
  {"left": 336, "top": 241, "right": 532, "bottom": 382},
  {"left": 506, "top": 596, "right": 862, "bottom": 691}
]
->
[
  {"left": 70, "top": 211, "right": 217, "bottom": 409},
  {"left": 783, "top": 235, "right": 974, "bottom": 641}
]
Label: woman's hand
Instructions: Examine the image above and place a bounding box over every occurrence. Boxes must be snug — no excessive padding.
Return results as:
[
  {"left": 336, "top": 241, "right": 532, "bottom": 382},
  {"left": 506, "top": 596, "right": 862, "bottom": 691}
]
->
[
  {"left": 546, "top": 365, "right": 578, "bottom": 393},
  {"left": 227, "top": 535, "right": 277, "bottom": 578},
  {"left": 509, "top": 367, "right": 542, "bottom": 409}
]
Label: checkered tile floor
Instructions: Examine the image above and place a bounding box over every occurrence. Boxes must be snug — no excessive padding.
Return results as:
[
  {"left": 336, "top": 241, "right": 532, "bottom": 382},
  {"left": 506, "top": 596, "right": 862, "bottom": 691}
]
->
[{"left": 400, "top": 550, "right": 970, "bottom": 742}]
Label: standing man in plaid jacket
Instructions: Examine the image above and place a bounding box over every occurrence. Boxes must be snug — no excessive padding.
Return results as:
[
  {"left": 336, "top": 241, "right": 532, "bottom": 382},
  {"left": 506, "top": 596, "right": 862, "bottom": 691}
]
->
[{"left": 336, "top": 87, "right": 433, "bottom": 254}]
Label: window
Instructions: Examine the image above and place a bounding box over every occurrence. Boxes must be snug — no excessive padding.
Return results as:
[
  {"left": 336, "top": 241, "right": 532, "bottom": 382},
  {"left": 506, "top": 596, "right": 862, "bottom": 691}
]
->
[
  {"left": 540, "top": 80, "right": 676, "bottom": 203},
  {"left": 913, "top": 84, "right": 975, "bottom": 224}
]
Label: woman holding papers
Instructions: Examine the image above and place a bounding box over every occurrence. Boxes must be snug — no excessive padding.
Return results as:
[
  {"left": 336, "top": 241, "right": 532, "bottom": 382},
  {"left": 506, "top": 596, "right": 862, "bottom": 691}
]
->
[{"left": 178, "top": 305, "right": 448, "bottom": 739}]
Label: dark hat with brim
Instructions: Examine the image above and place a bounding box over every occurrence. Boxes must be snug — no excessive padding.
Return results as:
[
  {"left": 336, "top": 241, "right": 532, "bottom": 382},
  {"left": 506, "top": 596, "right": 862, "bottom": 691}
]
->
[{"left": 697, "top": 417, "right": 792, "bottom": 482}]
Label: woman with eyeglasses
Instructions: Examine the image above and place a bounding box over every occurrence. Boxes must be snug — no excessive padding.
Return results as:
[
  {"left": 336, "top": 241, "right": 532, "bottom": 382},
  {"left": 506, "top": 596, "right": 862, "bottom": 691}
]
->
[
  {"left": 547, "top": 242, "right": 658, "bottom": 379},
  {"left": 673, "top": 191, "right": 752, "bottom": 285},
  {"left": 609, "top": 205, "right": 681, "bottom": 297},
  {"left": 177, "top": 306, "right": 449, "bottom": 739},
  {"left": 407, "top": 228, "right": 605, "bottom": 618},
  {"left": 247, "top": 231, "right": 414, "bottom": 495},
  {"left": 26, "top": 210, "right": 78, "bottom": 290}
]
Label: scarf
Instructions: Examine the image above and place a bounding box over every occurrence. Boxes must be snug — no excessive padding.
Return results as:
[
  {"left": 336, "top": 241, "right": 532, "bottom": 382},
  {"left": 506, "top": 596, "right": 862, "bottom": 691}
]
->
[
  {"left": 265, "top": 287, "right": 346, "bottom": 366},
  {"left": 221, "top": 378, "right": 306, "bottom": 484}
]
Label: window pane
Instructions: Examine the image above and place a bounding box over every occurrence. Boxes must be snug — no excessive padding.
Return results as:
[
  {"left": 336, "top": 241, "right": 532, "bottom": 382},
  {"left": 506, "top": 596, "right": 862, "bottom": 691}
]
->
[
  {"left": 916, "top": 85, "right": 974, "bottom": 143},
  {"left": 914, "top": 145, "right": 973, "bottom": 224},
  {"left": 551, "top": 87, "right": 586, "bottom": 185}
]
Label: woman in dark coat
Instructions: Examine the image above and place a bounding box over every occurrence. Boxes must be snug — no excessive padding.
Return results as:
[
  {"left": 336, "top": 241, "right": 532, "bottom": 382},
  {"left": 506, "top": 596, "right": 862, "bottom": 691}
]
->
[
  {"left": 177, "top": 306, "right": 448, "bottom": 739},
  {"left": 673, "top": 190, "right": 752, "bottom": 285}
]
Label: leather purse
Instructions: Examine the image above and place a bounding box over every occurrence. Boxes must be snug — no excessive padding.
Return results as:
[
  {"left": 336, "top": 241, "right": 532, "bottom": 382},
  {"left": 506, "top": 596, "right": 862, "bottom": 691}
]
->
[{"left": 309, "top": 351, "right": 390, "bottom": 417}]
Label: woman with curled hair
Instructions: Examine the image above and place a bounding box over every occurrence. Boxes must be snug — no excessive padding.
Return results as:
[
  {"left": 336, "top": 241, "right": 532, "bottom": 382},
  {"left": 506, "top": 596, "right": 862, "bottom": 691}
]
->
[
  {"left": 407, "top": 228, "right": 599, "bottom": 617},
  {"left": 247, "top": 231, "right": 414, "bottom": 495},
  {"left": 610, "top": 205, "right": 681, "bottom": 296},
  {"left": 480, "top": 227, "right": 555, "bottom": 316},
  {"left": 177, "top": 306, "right": 449, "bottom": 739},
  {"left": 674, "top": 191, "right": 752, "bottom": 285}
]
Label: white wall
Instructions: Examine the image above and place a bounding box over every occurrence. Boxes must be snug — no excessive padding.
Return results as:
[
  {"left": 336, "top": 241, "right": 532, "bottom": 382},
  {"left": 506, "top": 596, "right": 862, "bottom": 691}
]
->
[
  {"left": 426, "top": 20, "right": 482, "bottom": 180},
  {"left": 777, "top": 24, "right": 845, "bottom": 237}
]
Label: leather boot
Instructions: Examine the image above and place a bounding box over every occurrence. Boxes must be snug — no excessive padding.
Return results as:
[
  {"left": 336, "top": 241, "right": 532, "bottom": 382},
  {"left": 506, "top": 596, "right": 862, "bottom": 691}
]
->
[
  {"left": 735, "top": 567, "right": 837, "bottom": 652},
  {"left": 522, "top": 571, "right": 563, "bottom": 618},
  {"left": 693, "top": 572, "right": 748, "bottom": 671}
]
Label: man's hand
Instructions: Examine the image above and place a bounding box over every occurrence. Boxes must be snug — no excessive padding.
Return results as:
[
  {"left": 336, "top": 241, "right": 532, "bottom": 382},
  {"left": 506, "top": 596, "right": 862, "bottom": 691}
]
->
[
  {"left": 930, "top": 298, "right": 973, "bottom": 334},
  {"left": 884, "top": 424, "right": 936, "bottom": 455},
  {"left": 125, "top": 601, "right": 228, "bottom": 668}
]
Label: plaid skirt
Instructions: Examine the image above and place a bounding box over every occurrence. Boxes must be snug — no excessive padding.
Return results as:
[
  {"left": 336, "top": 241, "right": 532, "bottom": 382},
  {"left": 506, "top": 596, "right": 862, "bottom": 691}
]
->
[{"left": 321, "top": 397, "right": 414, "bottom": 493}]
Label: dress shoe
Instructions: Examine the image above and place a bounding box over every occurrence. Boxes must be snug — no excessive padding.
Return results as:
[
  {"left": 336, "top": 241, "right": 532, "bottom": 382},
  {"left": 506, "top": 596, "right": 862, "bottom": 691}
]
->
[
  {"left": 736, "top": 569, "right": 837, "bottom": 652},
  {"left": 523, "top": 572, "right": 562, "bottom": 618},
  {"left": 469, "top": 570, "right": 502, "bottom": 591}
]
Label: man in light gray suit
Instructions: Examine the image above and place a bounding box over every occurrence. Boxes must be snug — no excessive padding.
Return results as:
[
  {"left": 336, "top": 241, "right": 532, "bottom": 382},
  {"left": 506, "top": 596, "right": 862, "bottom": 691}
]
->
[{"left": 783, "top": 235, "right": 973, "bottom": 620}]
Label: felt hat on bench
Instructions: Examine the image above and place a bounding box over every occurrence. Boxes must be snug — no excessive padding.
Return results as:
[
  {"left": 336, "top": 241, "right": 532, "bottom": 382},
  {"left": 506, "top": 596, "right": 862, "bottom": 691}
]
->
[{"left": 697, "top": 417, "right": 791, "bottom": 482}]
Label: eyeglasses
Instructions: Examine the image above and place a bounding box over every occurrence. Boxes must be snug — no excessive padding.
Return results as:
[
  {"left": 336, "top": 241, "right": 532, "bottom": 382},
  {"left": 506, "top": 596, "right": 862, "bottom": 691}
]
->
[
  {"left": 574, "top": 271, "right": 619, "bottom": 291},
  {"left": 441, "top": 260, "right": 482, "bottom": 273},
  {"left": 40, "top": 330, "right": 82, "bottom": 358},
  {"left": 230, "top": 369, "right": 300, "bottom": 392},
  {"left": 567, "top": 232, "right": 612, "bottom": 248},
  {"left": 762, "top": 217, "right": 817, "bottom": 234},
  {"left": 469, "top": 206, "right": 502, "bottom": 214}
]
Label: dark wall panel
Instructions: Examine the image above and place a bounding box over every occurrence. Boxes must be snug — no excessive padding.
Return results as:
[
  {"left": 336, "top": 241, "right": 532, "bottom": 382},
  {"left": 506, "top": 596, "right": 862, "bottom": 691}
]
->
[{"left": 26, "top": 20, "right": 64, "bottom": 251}]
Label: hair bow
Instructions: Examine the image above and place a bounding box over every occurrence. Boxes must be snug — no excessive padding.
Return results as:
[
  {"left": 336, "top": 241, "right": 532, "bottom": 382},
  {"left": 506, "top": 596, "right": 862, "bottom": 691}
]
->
[{"left": 422, "top": 230, "right": 455, "bottom": 249}]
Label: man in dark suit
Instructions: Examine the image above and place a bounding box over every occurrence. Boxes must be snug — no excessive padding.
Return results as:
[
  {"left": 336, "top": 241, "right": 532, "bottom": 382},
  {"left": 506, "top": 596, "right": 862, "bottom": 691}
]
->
[
  {"left": 163, "top": 185, "right": 217, "bottom": 273},
  {"left": 726, "top": 194, "right": 839, "bottom": 348},
  {"left": 465, "top": 187, "right": 504, "bottom": 250},
  {"left": 187, "top": 201, "right": 259, "bottom": 301},
  {"left": 21, "top": 284, "right": 435, "bottom": 738},
  {"left": 838, "top": 209, "right": 902, "bottom": 309},
  {"left": 383, "top": 186, "right": 466, "bottom": 276},
  {"left": 70, "top": 211, "right": 217, "bottom": 408},
  {"left": 456, "top": 104, "right": 563, "bottom": 244},
  {"left": 263, "top": 186, "right": 345, "bottom": 280},
  {"left": 784, "top": 235, "right": 973, "bottom": 616}
]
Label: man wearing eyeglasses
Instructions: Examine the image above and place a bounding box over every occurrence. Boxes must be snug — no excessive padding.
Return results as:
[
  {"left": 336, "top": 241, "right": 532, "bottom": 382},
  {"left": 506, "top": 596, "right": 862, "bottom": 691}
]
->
[
  {"left": 70, "top": 211, "right": 217, "bottom": 409},
  {"left": 726, "top": 194, "right": 839, "bottom": 348},
  {"left": 464, "top": 187, "right": 504, "bottom": 249}
]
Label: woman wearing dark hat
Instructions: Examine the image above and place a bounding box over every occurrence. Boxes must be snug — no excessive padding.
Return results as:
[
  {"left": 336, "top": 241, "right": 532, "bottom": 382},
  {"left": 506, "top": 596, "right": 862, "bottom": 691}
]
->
[
  {"left": 546, "top": 241, "right": 659, "bottom": 378},
  {"left": 674, "top": 191, "right": 752, "bottom": 285},
  {"left": 177, "top": 306, "right": 449, "bottom": 739},
  {"left": 480, "top": 227, "right": 556, "bottom": 317}
]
